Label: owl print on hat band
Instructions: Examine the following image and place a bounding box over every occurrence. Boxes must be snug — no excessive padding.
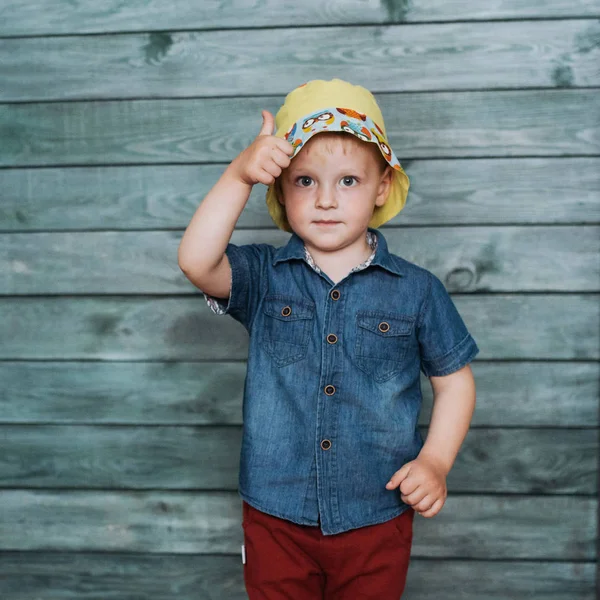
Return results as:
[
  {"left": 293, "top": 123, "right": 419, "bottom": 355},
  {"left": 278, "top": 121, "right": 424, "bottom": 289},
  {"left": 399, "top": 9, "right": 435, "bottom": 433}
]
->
[{"left": 283, "top": 107, "right": 403, "bottom": 173}]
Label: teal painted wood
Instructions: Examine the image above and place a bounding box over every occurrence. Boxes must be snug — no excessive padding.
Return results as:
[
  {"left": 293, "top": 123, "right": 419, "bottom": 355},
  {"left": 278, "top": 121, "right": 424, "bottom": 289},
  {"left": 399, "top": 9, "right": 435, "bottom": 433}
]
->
[
  {"left": 0, "top": 490, "right": 595, "bottom": 558},
  {"left": 1, "top": 0, "right": 599, "bottom": 36},
  {"left": 0, "top": 295, "right": 598, "bottom": 360},
  {"left": 2, "top": 90, "right": 599, "bottom": 167},
  {"left": 1, "top": 20, "right": 599, "bottom": 101},
  {"left": 1, "top": 361, "right": 597, "bottom": 427},
  {"left": 0, "top": 554, "right": 595, "bottom": 600},
  {"left": 1, "top": 227, "right": 598, "bottom": 294},
  {"left": 405, "top": 560, "right": 596, "bottom": 600},
  {"left": 0, "top": 425, "right": 595, "bottom": 493},
  {"left": 1, "top": 158, "right": 600, "bottom": 231},
  {"left": 0, "top": 8, "right": 597, "bottom": 597}
]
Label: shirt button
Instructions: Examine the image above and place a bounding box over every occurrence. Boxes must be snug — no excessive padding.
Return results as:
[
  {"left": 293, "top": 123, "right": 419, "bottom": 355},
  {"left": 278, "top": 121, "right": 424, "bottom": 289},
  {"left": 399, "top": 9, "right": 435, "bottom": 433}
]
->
[
  {"left": 327, "top": 333, "right": 338, "bottom": 344},
  {"left": 330, "top": 289, "right": 340, "bottom": 301},
  {"left": 324, "top": 385, "right": 336, "bottom": 395},
  {"left": 281, "top": 305, "right": 292, "bottom": 317},
  {"left": 378, "top": 321, "right": 390, "bottom": 333},
  {"left": 321, "top": 439, "right": 332, "bottom": 450}
]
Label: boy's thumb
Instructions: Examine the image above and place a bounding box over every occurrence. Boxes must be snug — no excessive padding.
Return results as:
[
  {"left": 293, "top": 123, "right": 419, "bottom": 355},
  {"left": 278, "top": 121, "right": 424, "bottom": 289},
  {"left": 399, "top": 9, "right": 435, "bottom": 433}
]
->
[
  {"left": 257, "top": 110, "right": 275, "bottom": 137},
  {"left": 387, "top": 462, "right": 411, "bottom": 488}
]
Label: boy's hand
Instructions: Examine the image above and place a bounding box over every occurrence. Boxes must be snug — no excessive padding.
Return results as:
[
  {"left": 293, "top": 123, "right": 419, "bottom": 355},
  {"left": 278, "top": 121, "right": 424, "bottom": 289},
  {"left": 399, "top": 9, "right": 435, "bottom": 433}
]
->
[
  {"left": 385, "top": 454, "right": 448, "bottom": 518},
  {"left": 228, "top": 110, "right": 294, "bottom": 187}
]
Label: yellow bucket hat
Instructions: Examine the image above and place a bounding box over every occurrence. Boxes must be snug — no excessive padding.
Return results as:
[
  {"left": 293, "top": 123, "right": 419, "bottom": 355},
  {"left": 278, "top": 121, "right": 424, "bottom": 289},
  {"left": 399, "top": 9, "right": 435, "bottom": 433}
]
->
[{"left": 266, "top": 78, "right": 410, "bottom": 232}]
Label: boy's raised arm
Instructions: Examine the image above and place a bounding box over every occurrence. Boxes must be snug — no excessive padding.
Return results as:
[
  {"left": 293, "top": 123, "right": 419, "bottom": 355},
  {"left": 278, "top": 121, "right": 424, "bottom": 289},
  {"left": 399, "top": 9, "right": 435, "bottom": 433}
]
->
[{"left": 177, "top": 111, "right": 293, "bottom": 298}]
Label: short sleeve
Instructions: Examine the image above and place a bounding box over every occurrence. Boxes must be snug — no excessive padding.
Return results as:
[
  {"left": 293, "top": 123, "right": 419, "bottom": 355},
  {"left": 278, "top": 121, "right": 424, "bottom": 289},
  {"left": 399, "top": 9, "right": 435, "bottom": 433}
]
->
[
  {"left": 417, "top": 272, "right": 480, "bottom": 377},
  {"left": 202, "top": 242, "right": 268, "bottom": 331}
]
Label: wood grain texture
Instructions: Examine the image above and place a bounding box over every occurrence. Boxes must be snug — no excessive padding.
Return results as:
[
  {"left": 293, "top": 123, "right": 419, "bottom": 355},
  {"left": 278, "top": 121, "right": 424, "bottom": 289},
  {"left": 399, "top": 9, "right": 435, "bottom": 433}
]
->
[
  {"left": 0, "top": 553, "right": 594, "bottom": 600},
  {"left": 1, "top": 0, "right": 599, "bottom": 36},
  {"left": 0, "top": 425, "right": 595, "bottom": 493},
  {"left": 2, "top": 158, "right": 599, "bottom": 231},
  {"left": 1, "top": 6, "right": 597, "bottom": 595},
  {"left": 3, "top": 90, "right": 599, "bottom": 167},
  {"left": 0, "top": 295, "right": 597, "bottom": 360},
  {"left": 1, "top": 361, "right": 597, "bottom": 427},
  {"left": 2, "top": 20, "right": 600, "bottom": 101},
  {"left": 0, "top": 491, "right": 595, "bottom": 558},
  {"left": 1, "top": 226, "right": 598, "bottom": 294}
]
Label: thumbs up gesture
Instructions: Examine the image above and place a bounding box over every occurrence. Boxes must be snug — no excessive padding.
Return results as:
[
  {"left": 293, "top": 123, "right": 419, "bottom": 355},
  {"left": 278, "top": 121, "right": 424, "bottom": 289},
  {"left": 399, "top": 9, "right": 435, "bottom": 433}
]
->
[{"left": 229, "top": 110, "right": 295, "bottom": 187}]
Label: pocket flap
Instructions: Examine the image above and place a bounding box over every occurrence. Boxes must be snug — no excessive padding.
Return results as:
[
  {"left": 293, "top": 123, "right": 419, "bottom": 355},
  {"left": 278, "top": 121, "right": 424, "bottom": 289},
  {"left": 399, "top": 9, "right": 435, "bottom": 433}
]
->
[
  {"left": 357, "top": 312, "right": 415, "bottom": 336},
  {"left": 263, "top": 295, "right": 315, "bottom": 321}
]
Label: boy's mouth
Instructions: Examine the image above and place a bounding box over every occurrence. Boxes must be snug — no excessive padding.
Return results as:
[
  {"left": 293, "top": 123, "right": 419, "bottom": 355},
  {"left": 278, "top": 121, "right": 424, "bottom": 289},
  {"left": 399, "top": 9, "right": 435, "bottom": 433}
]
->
[{"left": 314, "top": 220, "right": 341, "bottom": 225}]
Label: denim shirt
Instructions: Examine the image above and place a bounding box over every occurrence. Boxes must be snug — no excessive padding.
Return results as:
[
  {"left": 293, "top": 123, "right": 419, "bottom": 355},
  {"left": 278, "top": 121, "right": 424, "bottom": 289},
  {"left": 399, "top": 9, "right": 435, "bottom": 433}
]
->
[{"left": 204, "top": 227, "right": 480, "bottom": 535}]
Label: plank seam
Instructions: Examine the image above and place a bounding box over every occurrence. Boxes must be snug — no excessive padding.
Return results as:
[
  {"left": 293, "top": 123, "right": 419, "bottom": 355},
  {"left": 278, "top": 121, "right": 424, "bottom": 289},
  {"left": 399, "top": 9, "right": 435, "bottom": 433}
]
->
[
  {"left": 0, "top": 423, "right": 597, "bottom": 430},
  {"left": 3, "top": 86, "right": 600, "bottom": 106},
  {"left": 3, "top": 153, "right": 600, "bottom": 170},
  {"left": 1, "top": 15, "right": 600, "bottom": 39},
  {"left": 0, "top": 487, "right": 596, "bottom": 496},
  {"left": 2, "top": 223, "right": 600, "bottom": 234}
]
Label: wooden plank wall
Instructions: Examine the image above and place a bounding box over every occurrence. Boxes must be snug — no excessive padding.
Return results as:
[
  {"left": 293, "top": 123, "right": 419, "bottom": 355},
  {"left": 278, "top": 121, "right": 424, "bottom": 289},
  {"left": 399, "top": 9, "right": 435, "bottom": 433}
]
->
[{"left": 1, "top": 1, "right": 599, "bottom": 597}]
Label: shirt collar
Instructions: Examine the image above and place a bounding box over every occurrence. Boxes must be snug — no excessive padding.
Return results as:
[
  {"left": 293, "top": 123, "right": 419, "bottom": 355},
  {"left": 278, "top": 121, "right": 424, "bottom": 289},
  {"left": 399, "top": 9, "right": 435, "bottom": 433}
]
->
[{"left": 272, "top": 227, "right": 405, "bottom": 277}]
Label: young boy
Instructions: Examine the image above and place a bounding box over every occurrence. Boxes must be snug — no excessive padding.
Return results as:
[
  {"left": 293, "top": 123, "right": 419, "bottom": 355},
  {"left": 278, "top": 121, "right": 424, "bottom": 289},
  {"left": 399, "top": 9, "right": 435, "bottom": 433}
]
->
[{"left": 178, "top": 78, "right": 479, "bottom": 599}]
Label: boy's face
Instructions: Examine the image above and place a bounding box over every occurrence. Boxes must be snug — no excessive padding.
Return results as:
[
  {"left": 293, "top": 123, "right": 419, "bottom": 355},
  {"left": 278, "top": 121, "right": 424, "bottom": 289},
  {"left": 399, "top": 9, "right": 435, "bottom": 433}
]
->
[{"left": 277, "top": 133, "right": 392, "bottom": 250}]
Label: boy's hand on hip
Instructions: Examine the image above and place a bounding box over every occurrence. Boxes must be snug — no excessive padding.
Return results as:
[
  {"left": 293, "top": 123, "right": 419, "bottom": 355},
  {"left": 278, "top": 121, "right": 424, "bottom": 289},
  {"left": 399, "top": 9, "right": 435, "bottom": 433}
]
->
[
  {"left": 385, "top": 455, "right": 448, "bottom": 518},
  {"left": 228, "top": 110, "right": 294, "bottom": 187}
]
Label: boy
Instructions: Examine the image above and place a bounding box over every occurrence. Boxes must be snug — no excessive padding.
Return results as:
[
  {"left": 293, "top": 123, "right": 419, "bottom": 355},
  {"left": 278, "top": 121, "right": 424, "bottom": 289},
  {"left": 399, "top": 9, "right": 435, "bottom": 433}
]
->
[{"left": 178, "top": 79, "right": 479, "bottom": 599}]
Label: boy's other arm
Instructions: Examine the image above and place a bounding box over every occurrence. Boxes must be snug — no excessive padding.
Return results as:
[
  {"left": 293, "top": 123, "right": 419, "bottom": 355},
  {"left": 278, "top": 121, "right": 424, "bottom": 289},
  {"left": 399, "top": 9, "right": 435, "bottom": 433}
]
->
[
  {"left": 419, "top": 363, "right": 477, "bottom": 474},
  {"left": 177, "top": 110, "right": 293, "bottom": 298},
  {"left": 385, "top": 363, "right": 476, "bottom": 517}
]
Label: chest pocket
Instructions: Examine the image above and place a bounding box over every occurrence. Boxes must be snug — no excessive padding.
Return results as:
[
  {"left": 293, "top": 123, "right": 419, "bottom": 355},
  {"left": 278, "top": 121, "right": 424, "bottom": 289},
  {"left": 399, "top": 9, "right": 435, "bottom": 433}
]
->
[
  {"left": 355, "top": 310, "right": 416, "bottom": 382},
  {"left": 261, "top": 295, "right": 315, "bottom": 367}
]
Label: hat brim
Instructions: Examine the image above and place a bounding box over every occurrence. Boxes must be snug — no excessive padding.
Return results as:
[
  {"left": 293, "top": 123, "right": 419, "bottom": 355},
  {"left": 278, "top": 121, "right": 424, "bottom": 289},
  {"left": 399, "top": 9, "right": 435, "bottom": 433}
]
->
[{"left": 266, "top": 106, "right": 409, "bottom": 232}]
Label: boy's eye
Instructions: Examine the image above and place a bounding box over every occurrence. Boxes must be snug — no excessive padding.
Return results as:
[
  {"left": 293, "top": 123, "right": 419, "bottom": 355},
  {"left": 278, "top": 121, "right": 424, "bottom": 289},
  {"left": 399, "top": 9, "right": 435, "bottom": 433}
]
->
[
  {"left": 297, "top": 176, "right": 313, "bottom": 187},
  {"left": 340, "top": 176, "right": 357, "bottom": 187}
]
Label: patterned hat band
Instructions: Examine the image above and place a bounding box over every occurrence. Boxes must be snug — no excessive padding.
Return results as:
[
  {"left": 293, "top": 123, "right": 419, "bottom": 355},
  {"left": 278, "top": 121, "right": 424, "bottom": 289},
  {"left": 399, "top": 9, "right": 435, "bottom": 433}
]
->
[{"left": 283, "top": 106, "right": 404, "bottom": 172}]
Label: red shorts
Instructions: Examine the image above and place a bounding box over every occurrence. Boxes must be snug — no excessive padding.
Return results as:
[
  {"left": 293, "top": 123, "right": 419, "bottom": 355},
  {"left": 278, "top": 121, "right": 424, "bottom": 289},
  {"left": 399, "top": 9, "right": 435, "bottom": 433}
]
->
[{"left": 242, "top": 500, "right": 415, "bottom": 599}]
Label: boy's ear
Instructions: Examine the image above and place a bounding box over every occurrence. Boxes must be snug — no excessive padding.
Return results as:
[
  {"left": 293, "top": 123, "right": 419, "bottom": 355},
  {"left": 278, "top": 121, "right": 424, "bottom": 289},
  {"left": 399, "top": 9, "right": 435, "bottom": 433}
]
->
[
  {"left": 375, "top": 166, "right": 393, "bottom": 207},
  {"left": 275, "top": 178, "right": 285, "bottom": 205}
]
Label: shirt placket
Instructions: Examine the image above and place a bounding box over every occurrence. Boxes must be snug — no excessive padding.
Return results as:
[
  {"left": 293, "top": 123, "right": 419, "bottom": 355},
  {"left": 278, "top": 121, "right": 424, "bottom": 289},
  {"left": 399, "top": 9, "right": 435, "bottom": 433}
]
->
[
  {"left": 314, "top": 283, "right": 345, "bottom": 531},
  {"left": 304, "top": 232, "right": 377, "bottom": 532}
]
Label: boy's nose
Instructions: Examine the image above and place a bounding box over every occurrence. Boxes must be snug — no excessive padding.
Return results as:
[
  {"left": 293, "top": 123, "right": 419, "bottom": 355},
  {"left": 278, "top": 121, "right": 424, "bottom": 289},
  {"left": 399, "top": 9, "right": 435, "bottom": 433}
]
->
[{"left": 315, "top": 188, "right": 337, "bottom": 208}]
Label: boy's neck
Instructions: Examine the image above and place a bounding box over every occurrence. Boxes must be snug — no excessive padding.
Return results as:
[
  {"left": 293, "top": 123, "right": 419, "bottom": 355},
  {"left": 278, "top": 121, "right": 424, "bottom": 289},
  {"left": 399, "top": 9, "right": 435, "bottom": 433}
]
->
[{"left": 303, "top": 229, "right": 374, "bottom": 284}]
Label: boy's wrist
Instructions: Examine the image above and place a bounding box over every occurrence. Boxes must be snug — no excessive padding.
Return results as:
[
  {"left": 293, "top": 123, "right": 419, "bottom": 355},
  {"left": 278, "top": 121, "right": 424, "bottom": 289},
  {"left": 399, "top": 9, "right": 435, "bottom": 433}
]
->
[
  {"left": 223, "top": 160, "right": 254, "bottom": 191},
  {"left": 417, "top": 446, "right": 454, "bottom": 476}
]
